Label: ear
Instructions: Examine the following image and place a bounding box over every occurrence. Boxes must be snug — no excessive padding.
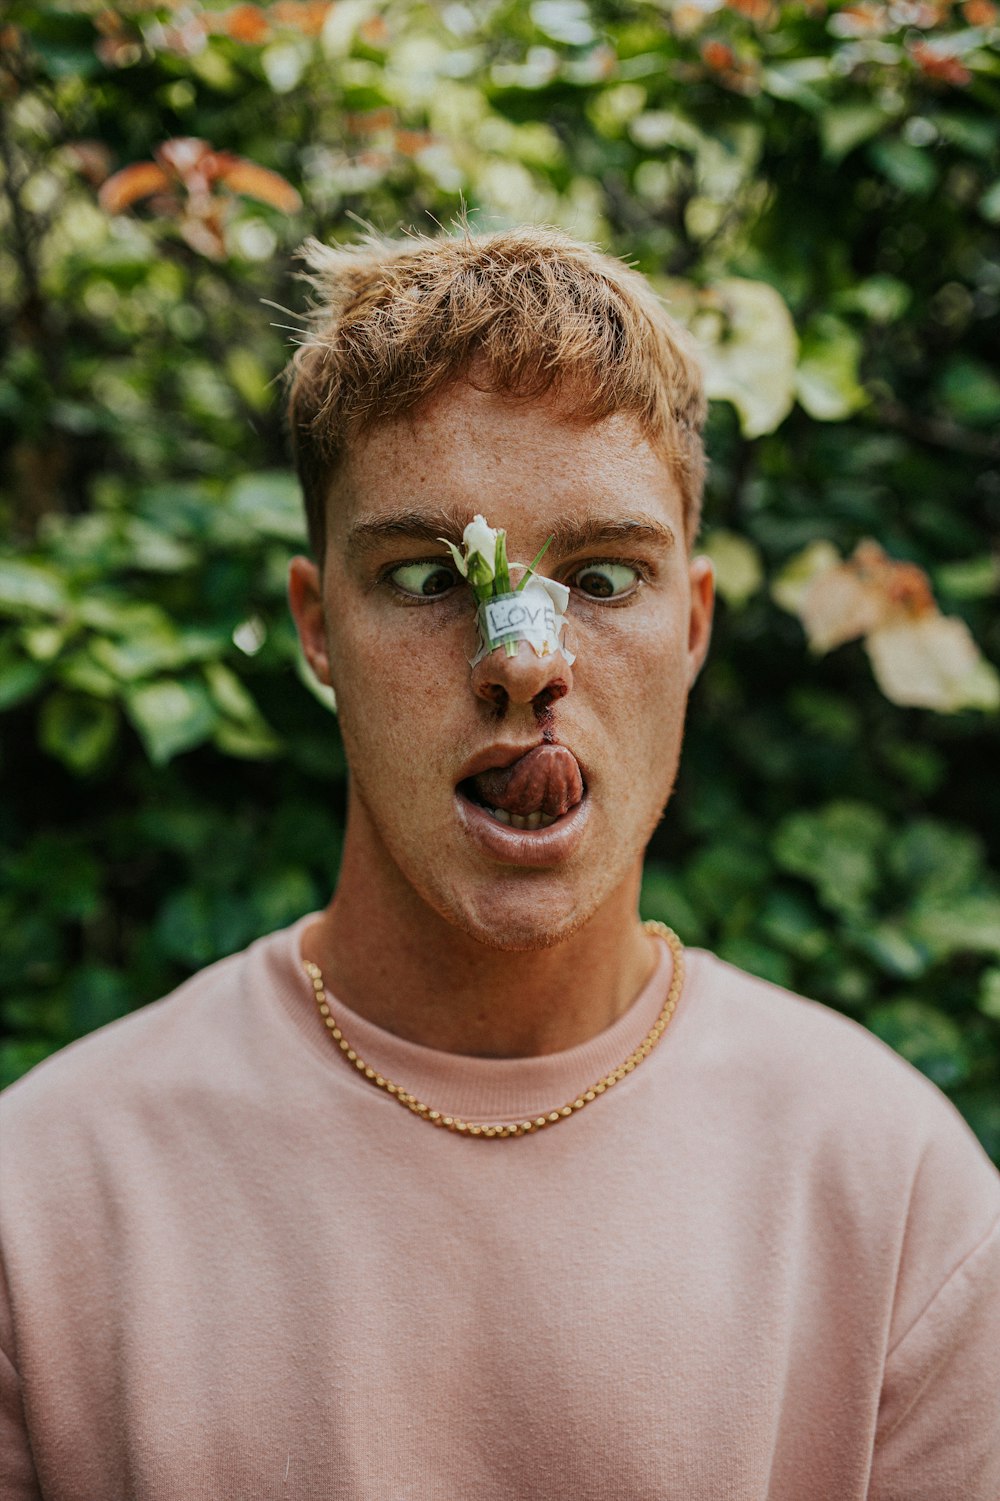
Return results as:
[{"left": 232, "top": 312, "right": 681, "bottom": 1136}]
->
[
  {"left": 686, "top": 554, "right": 715, "bottom": 686},
  {"left": 288, "top": 556, "right": 334, "bottom": 688}
]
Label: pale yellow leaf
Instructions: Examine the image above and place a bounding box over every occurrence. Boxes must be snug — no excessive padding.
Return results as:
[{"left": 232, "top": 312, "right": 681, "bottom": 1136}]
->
[
  {"left": 701, "top": 529, "right": 763, "bottom": 608},
  {"left": 866, "top": 615, "right": 1000, "bottom": 712},
  {"left": 799, "top": 565, "right": 889, "bottom": 652},
  {"left": 771, "top": 540, "right": 840, "bottom": 616}
]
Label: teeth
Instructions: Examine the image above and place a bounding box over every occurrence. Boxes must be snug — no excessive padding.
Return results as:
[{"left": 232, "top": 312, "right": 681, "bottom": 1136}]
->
[{"left": 486, "top": 807, "right": 559, "bottom": 831}]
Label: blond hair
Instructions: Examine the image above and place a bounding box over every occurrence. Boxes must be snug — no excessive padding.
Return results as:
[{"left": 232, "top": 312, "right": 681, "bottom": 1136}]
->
[{"left": 286, "top": 225, "right": 707, "bottom": 558}]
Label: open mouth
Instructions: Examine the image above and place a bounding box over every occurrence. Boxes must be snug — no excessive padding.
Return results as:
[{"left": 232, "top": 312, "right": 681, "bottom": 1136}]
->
[
  {"left": 456, "top": 743, "right": 586, "bottom": 833},
  {"left": 457, "top": 787, "right": 565, "bottom": 831}
]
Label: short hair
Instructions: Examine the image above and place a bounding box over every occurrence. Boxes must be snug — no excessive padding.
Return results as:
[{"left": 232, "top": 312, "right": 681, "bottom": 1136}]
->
[{"left": 285, "top": 225, "right": 707, "bottom": 561}]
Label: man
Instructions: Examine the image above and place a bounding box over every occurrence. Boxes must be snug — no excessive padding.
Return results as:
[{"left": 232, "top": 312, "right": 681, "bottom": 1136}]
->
[{"left": 1, "top": 227, "right": 998, "bottom": 1499}]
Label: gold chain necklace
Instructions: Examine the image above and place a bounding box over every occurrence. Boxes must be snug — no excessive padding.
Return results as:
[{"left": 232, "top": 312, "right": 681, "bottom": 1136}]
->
[{"left": 302, "top": 920, "right": 684, "bottom": 1139}]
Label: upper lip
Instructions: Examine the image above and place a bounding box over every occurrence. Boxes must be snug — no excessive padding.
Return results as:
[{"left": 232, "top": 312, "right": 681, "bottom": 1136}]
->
[
  {"left": 455, "top": 742, "right": 545, "bottom": 784},
  {"left": 455, "top": 739, "right": 589, "bottom": 798}
]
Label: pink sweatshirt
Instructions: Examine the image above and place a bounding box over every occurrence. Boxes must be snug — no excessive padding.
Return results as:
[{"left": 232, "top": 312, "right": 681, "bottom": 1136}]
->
[{"left": 2, "top": 915, "right": 998, "bottom": 1500}]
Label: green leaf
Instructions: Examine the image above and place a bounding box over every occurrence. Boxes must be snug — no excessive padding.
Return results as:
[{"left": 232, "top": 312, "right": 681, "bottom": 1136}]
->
[
  {"left": 640, "top": 863, "right": 706, "bottom": 945},
  {"left": 908, "top": 896, "right": 1000, "bottom": 960},
  {"left": 90, "top": 627, "right": 193, "bottom": 682},
  {"left": 0, "top": 1040, "right": 53, "bottom": 1091},
  {"left": 854, "top": 924, "right": 929, "bottom": 980},
  {"left": 227, "top": 472, "right": 307, "bottom": 543},
  {"left": 935, "top": 113, "right": 999, "bottom": 159},
  {"left": 938, "top": 358, "right": 1000, "bottom": 428},
  {"left": 865, "top": 1000, "right": 971, "bottom": 1089},
  {"left": 716, "top": 937, "right": 793, "bottom": 989},
  {"left": 213, "top": 718, "right": 282, "bottom": 759},
  {"left": 838, "top": 275, "right": 911, "bottom": 324},
  {"left": 204, "top": 661, "right": 265, "bottom": 723},
  {"left": 758, "top": 889, "right": 830, "bottom": 962},
  {"left": 0, "top": 560, "right": 69, "bottom": 616},
  {"left": 0, "top": 658, "right": 45, "bottom": 711},
  {"left": 820, "top": 104, "right": 885, "bottom": 163},
  {"left": 889, "top": 820, "right": 983, "bottom": 899},
  {"left": 869, "top": 138, "right": 938, "bottom": 197},
  {"left": 251, "top": 868, "right": 318, "bottom": 932},
  {"left": 977, "top": 968, "right": 1000, "bottom": 1021},
  {"left": 979, "top": 179, "right": 1000, "bottom": 223},
  {"left": 936, "top": 555, "right": 1000, "bottom": 600},
  {"left": 124, "top": 678, "right": 219, "bottom": 765},
  {"left": 949, "top": 1087, "right": 1000, "bottom": 1164},
  {"left": 56, "top": 646, "right": 121, "bottom": 700},
  {"left": 69, "top": 965, "right": 130, "bottom": 1038},
  {"left": 38, "top": 693, "right": 118, "bottom": 775},
  {"left": 795, "top": 316, "right": 867, "bottom": 422},
  {"left": 154, "top": 888, "right": 253, "bottom": 967},
  {"left": 773, "top": 802, "right": 888, "bottom": 918},
  {"left": 686, "top": 842, "right": 772, "bottom": 926},
  {"left": 122, "top": 519, "right": 198, "bottom": 572}
]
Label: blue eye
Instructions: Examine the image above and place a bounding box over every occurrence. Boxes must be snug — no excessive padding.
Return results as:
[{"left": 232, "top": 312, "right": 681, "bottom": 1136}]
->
[
  {"left": 390, "top": 562, "right": 462, "bottom": 598},
  {"left": 573, "top": 563, "right": 639, "bottom": 599}
]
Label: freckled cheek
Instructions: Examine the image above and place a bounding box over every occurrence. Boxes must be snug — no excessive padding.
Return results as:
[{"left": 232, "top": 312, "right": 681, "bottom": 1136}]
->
[
  {"left": 328, "top": 617, "right": 464, "bottom": 770},
  {"left": 573, "top": 613, "right": 688, "bottom": 705}
]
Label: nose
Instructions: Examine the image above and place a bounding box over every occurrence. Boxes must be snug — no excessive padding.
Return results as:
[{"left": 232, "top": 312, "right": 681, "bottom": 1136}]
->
[{"left": 471, "top": 639, "right": 573, "bottom": 712}]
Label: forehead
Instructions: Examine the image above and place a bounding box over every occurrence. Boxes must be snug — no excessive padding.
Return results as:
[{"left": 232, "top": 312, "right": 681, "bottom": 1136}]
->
[{"left": 327, "top": 382, "right": 685, "bottom": 549}]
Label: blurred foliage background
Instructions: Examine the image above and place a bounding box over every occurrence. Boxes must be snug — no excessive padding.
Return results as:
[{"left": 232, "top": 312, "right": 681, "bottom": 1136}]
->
[{"left": 1, "top": 0, "right": 999, "bottom": 1158}]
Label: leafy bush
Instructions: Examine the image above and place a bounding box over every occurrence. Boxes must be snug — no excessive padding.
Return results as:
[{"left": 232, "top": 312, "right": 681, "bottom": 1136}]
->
[{"left": 2, "top": 0, "right": 998, "bottom": 1158}]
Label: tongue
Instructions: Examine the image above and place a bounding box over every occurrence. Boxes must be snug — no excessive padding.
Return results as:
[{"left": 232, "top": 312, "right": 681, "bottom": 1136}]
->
[{"left": 472, "top": 745, "right": 584, "bottom": 819}]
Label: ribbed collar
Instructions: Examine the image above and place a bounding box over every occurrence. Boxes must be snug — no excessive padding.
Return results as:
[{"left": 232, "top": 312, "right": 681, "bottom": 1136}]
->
[{"left": 266, "top": 912, "right": 687, "bottom": 1124}]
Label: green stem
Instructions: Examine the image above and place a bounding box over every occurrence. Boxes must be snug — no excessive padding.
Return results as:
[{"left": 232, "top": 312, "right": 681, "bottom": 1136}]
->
[{"left": 515, "top": 534, "right": 553, "bottom": 591}]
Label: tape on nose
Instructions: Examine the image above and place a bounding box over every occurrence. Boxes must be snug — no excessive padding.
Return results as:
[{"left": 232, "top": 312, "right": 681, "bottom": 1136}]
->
[{"left": 470, "top": 578, "right": 575, "bottom": 668}]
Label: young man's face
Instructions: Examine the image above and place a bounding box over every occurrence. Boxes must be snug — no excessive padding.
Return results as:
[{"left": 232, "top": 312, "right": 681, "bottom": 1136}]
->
[{"left": 289, "top": 381, "right": 713, "bottom": 950}]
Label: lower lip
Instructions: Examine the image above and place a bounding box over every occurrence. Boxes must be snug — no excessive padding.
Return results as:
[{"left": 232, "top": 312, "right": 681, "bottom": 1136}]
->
[{"left": 454, "top": 789, "right": 589, "bottom": 867}]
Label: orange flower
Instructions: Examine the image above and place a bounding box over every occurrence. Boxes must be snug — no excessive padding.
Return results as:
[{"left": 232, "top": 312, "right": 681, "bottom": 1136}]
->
[
  {"left": 98, "top": 137, "right": 301, "bottom": 259},
  {"left": 910, "top": 40, "right": 972, "bottom": 86}
]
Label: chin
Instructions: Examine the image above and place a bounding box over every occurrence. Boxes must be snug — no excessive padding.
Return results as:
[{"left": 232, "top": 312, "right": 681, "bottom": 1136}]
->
[{"left": 434, "top": 874, "right": 606, "bottom": 953}]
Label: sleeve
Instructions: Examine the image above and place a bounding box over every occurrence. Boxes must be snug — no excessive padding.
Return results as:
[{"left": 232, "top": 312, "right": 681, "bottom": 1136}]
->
[{"left": 868, "top": 1211, "right": 1000, "bottom": 1501}]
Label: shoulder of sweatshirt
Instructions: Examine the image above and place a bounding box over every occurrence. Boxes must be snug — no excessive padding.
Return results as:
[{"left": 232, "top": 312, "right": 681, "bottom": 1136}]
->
[
  {"left": 679, "top": 950, "right": 1000, "bottom": 1348},
  {"left": 0, "top": 921, "right": 294, "bottom": 1137},
  {"left": 681, "top": 947, "right": 995, "bottom": 1159},
  {"left": 681, "top": 946, "right": 999, "bottom": 1207}
]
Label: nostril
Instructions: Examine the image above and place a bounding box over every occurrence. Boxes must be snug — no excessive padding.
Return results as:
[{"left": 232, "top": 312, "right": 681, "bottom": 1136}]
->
[{"left": 533, "top": 681, "right": 568, "bottom": 712}]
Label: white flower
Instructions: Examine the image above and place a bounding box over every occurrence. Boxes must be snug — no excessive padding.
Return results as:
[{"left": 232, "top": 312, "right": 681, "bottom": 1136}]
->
[{"left": 462, "top": 514, "right": 499, "bottom": 577}]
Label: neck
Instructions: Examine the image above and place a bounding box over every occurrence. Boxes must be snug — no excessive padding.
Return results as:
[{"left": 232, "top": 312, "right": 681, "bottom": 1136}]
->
[{"left": 302, "top": 817, "right": 656, "bottom": 1059}]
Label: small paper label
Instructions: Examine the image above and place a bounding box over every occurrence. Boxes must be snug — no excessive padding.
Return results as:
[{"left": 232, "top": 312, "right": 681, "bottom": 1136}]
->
[
  {"left": 469, "top": 576, "right": 575, "bottom": 668},
  {"left": 483, "top": 591, "right": 558, "bottom": 645}
]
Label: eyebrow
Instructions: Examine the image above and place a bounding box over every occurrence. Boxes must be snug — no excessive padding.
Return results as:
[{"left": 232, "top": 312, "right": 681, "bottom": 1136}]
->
[
  {"left": 345, "top": 508, "right": 466, "bottom": 559},
  {"left": 546, "top": 514, "right": 676, "bottom": 556},
  {"left": 345, "top": 508, "right": 676, "bottom": 559}
]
